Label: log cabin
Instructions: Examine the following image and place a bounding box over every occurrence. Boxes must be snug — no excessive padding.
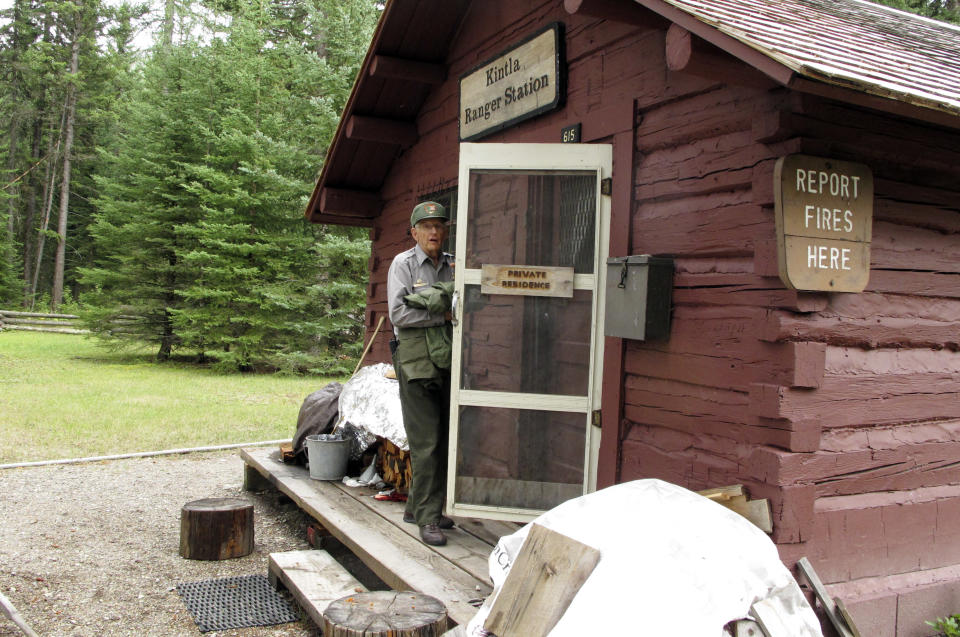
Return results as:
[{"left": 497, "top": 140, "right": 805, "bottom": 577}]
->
[{"left": 305, "top": 1, "right": 960, "bottom": 634}]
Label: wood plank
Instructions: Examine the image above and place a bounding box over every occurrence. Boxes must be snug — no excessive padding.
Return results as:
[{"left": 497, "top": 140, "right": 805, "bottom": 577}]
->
[
  {"left": 835, "top": 598, "right": 862, "bottom": 637},
  {"left": 757, "top": 307, "right": 960, "bottom": 349},
  {"left": 867, "top": 269, "right": 960, "bottom": 299},
  {"left": 318, "top": 187, "right": 381, "bottom": 217},
  {"left": 632, "top": 204, "right": 768, "bottom": 257},
  {"left": 328, "top": 481, "right": 496, "bottom": 585},
  {"left": 0, "top": 310, "right": 79, "bottom": 319},
  {"left": 369, "top": 55, "right": 446, "bottom": 85},
  {"left": 1, "top": 324, "right": 88, "bottom": 334},
  {"left": 268, "top": 550, "right": 366, "bottom": 628},
  {"left": 698, "top": 484, "right": 744, "bottom": 501},
  {"left": 697, "top": 485, "right": 773, "bottom": 533},
  {"left": 624, "top": 339, "right": 824, "bottom": 390},
  {"left": 754, "top": 419, "right": 960, "bottom": 497},
  {"left": 796, "top": 557, "right": 855, "bottom": 637},
  {"left": 727, "top": 498, "right": 774, "bottom": 534},
  {"left": 2, "top": 318, "right": 77, "bottom": 327},
  {"left": 483, "top": 524, "right": 600, "bottom": 637},
  {"left": 665, "top": 24, "right": 775, "bottom": 89},
  {"left": 241, "top": 448, "right": 490, "bottom": 626},
  {"left": 749, "top": 375, "right": 960, "bottom": 427},
  {"left": 671, "top": 272, "right": 828, "bottom": 312},
  {"left": 346, "top": 115, "right": 419, "bottom": 148},
  {"left": 564, "top": 0, "right": 669, "bottom": 28},
  {"left": 0, "top": 591, "right": 39, "bottom": 637}
]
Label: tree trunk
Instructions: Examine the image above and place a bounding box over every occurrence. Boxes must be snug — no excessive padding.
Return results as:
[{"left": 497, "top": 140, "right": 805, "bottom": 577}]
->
[
  {"left": 163, "top": 0, "right": 175, "bottom": 47},
  {"left": 29, "top": 120, "right": 62, "bottom": 308},
  {"left": 5, "top": 0, "right": 27, "bottom": 251},
  {"left": 51, "top": 32, "right": 80, "bottom": 311},
  {"left": 5, "top": 123, "right": 19, "bottom": 248},
  {"left": 21, "top": 118, "right": 43, "bottom": 306},
  {"left": 179, "top": 498, "right": 254, "bottom": 560},
  {"left": 321, "top": 592, "right": 448, "bottom": 637}
]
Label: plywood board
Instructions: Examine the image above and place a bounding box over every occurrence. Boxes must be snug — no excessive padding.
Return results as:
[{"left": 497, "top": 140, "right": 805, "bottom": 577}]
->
[
  {"left": 483, "top": 524, "right": 600, "bottom": 637},
  {"left": 268, "top": 550, "right": 365, "bottom": 628}
]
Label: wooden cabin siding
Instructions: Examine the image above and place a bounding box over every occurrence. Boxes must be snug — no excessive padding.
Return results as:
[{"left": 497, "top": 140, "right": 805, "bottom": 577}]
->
[
  {"left": 365, "top": 2, "right": 672, "bottom": 361},
  {"left": 620, "top": 38, "right": 960, "bottom": 624},
  {"left": 353, "top": 2, "right": 960, "bottom": 629}
]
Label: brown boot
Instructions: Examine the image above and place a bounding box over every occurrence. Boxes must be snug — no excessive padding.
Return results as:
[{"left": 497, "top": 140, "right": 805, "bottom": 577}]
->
[
  {"left": 404, "top": 512, "right": 454, "bottom": 529},
  {"left": 419, "top": 524, "right": 447, "bottom": 546}
]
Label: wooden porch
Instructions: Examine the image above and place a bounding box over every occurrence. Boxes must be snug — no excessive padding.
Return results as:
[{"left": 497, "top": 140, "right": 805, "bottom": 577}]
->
[{"left": 241, "top": 446, "right": 515, "bottom": 627}]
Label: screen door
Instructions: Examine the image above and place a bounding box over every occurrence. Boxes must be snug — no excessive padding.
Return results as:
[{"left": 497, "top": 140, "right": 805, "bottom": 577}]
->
[{"left": 447, "top": 142, "right": 612, "bottom": 522}]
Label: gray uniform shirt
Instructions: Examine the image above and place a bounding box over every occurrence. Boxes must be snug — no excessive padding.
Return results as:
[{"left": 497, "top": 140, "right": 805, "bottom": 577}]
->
[{"left": 387, "top": 244, "right": 454, "bottom": 332}]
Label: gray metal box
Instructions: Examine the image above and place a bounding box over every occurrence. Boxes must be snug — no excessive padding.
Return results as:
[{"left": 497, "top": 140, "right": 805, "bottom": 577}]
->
[{"left": 604, "top": 255, "right": 674, "bottom": 340}]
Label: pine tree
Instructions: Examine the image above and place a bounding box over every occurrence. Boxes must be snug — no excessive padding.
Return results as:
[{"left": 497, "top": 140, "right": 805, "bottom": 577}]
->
[
  {"left": 81, "top": 42, "right": 211, "bottom": 357},
  {"left": 871, "top": 0, "right": 960, "bottom": 23},
  {"left": 83, "top": 0, "right": 378, "bottom": 371},
  {"left": 171, "top": 0, "right": 375, "bottom": 372},
  {"left": 0, "top": 0, "right": 143, "bottom": 308}
]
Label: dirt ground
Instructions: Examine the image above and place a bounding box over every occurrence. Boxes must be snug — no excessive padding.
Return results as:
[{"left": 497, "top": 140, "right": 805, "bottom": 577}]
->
[{"left": 0, "top": 448, "right": 380, "bottom": 637}]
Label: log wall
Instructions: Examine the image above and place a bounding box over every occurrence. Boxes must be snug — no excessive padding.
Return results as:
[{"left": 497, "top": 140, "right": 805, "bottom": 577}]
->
[
  {"left": 619, "top": 45, "right": 960, "bottom": 637},
  {"left": 359, "top": 2, "right": 960, "bottom": 633}
]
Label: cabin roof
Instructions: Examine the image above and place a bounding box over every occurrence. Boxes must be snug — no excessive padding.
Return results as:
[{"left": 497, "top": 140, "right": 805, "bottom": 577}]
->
[
  {"left": 306, "top": 0, "right": 960, "bottom": 225},
  {"left": 653, "top": 0, "right": 960, "bottom": 116}
]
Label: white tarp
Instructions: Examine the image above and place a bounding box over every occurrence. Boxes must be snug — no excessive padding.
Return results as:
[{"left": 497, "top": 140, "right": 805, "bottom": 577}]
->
[{"left": 466, "top": 479, "right": 823, "bottom": 637}]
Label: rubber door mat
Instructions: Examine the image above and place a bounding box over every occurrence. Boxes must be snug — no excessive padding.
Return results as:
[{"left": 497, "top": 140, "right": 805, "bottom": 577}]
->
[{"left": 176, "top": 574, "right": 299, "bottom": 632}]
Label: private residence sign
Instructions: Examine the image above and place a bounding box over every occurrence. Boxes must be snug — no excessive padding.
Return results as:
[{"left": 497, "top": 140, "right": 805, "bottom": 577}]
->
[
  {"left": 774, "top": 154, "right": 874, "bottom": 292},
  {"left": 459, "top": 23, "right": 564, "bottom": 141},
  {"left": 480, "top": 264, "right": 574, "bottom": 298}
]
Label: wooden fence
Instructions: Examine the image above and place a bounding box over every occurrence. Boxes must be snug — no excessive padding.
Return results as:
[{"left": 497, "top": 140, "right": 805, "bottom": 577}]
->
[{"left": 0, "top": 310, "right": 88, "bottom": 334}]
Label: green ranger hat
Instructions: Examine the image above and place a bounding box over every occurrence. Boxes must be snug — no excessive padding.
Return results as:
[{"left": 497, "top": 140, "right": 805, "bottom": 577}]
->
[{"left": 410, "top": 201, "right": 449, "bottom": 227}]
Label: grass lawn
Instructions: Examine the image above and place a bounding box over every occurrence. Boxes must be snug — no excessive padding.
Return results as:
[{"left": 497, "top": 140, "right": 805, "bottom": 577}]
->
[{"left": 0, "top": 331, "right": 342, "bottom": 463}]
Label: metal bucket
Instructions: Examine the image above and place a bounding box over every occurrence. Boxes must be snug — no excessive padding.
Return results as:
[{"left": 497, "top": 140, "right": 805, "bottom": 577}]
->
[{"left": 305, "top": 435, "right": 350, "bottom": 481}]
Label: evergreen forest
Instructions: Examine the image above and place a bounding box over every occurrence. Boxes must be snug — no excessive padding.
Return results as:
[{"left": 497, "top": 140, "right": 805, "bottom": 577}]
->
[
  {"left": 0, "top": 0, "right": 955, "bottom": 375},
  {"left": 0, "top": 0, "right": 380, "bottom": 373}
]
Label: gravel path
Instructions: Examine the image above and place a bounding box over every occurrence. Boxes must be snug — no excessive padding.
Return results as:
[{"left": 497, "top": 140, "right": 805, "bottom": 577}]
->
[{"left": 0, "top": 449, "right": 333, "bottom": 637}]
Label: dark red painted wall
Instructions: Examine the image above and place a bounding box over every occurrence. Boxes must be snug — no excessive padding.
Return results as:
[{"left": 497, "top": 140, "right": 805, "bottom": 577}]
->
[{"left": 359, "top": 2, "right": 960, "bottom": 634}]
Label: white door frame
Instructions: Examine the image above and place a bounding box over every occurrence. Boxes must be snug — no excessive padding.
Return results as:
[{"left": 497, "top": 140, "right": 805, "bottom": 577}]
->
[{"left": 446, "top": 142, "right": 612, "bottom": 522}]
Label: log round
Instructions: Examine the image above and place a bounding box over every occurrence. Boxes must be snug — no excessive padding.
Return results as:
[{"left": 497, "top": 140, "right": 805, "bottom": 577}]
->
[
  {"left": 321, "top": 591, "right": 448, "bottom": 637},
  {"left": 179, "top": 497, "right": 254, "bottom": 560}
]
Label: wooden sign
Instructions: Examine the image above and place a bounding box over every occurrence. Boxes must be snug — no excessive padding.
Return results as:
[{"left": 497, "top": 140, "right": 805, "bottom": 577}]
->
[
  {"left": 459, "top": 23, "right": 564, "bottom": 142},
  {"left": 481, "top": 264, "right": 574, "bottom": 298},
  {"left": 774, "top": 154, "right": 873, "bottom": 292}
]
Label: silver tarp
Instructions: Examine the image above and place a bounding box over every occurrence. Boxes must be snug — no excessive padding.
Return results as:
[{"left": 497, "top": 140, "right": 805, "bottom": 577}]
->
[{"left": 335, "top": 363, "right": 407, "bottom": 453}]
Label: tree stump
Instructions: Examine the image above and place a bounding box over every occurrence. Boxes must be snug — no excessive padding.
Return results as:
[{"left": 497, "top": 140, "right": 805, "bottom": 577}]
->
[
  {"left": 322, "top": 591, "right": 447, "bottom": 637},
  {"left": 179, "top": 497, "right": 254, "bottom": 560}
]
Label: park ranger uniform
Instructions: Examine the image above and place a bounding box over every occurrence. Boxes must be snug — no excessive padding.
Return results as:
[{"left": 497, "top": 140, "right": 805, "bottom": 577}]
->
[{"left": 387, "top": 212, "right": 454, "bottom": 537}]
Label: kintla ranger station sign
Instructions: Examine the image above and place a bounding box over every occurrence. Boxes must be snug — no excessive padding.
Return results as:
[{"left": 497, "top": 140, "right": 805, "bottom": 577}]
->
[
  {"left": 459, "top": 23, "right": 564, "bottom": 141},
  {"left": 774, "top": 154, "right": 874, "bottom": 293}
]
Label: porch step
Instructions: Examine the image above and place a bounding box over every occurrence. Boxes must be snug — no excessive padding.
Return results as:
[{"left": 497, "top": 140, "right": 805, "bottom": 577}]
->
[
  {"left": 268, "top": 550, "right": 366, "bottom": 629},
  {"left": 242, "top": 447, "right": 492, "bottom": 626}
]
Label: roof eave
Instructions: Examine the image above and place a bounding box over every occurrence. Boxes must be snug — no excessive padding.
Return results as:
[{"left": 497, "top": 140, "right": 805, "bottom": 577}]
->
[
  {"left": 635, "top": 0, "right": 960, "bottom": 130},
  {"left": 305, "top": 1, "right": 393, "bottom": 225}
]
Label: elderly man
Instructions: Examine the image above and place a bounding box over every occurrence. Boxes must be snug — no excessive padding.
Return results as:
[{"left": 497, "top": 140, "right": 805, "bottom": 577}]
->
[{"left": 387, "top": 201, "right": 455, "bottom": 546}]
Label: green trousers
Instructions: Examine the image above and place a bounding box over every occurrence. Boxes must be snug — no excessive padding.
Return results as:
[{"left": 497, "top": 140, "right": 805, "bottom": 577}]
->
[{"left": 393, "top": 350, "right": 450, "bottom": 527}]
